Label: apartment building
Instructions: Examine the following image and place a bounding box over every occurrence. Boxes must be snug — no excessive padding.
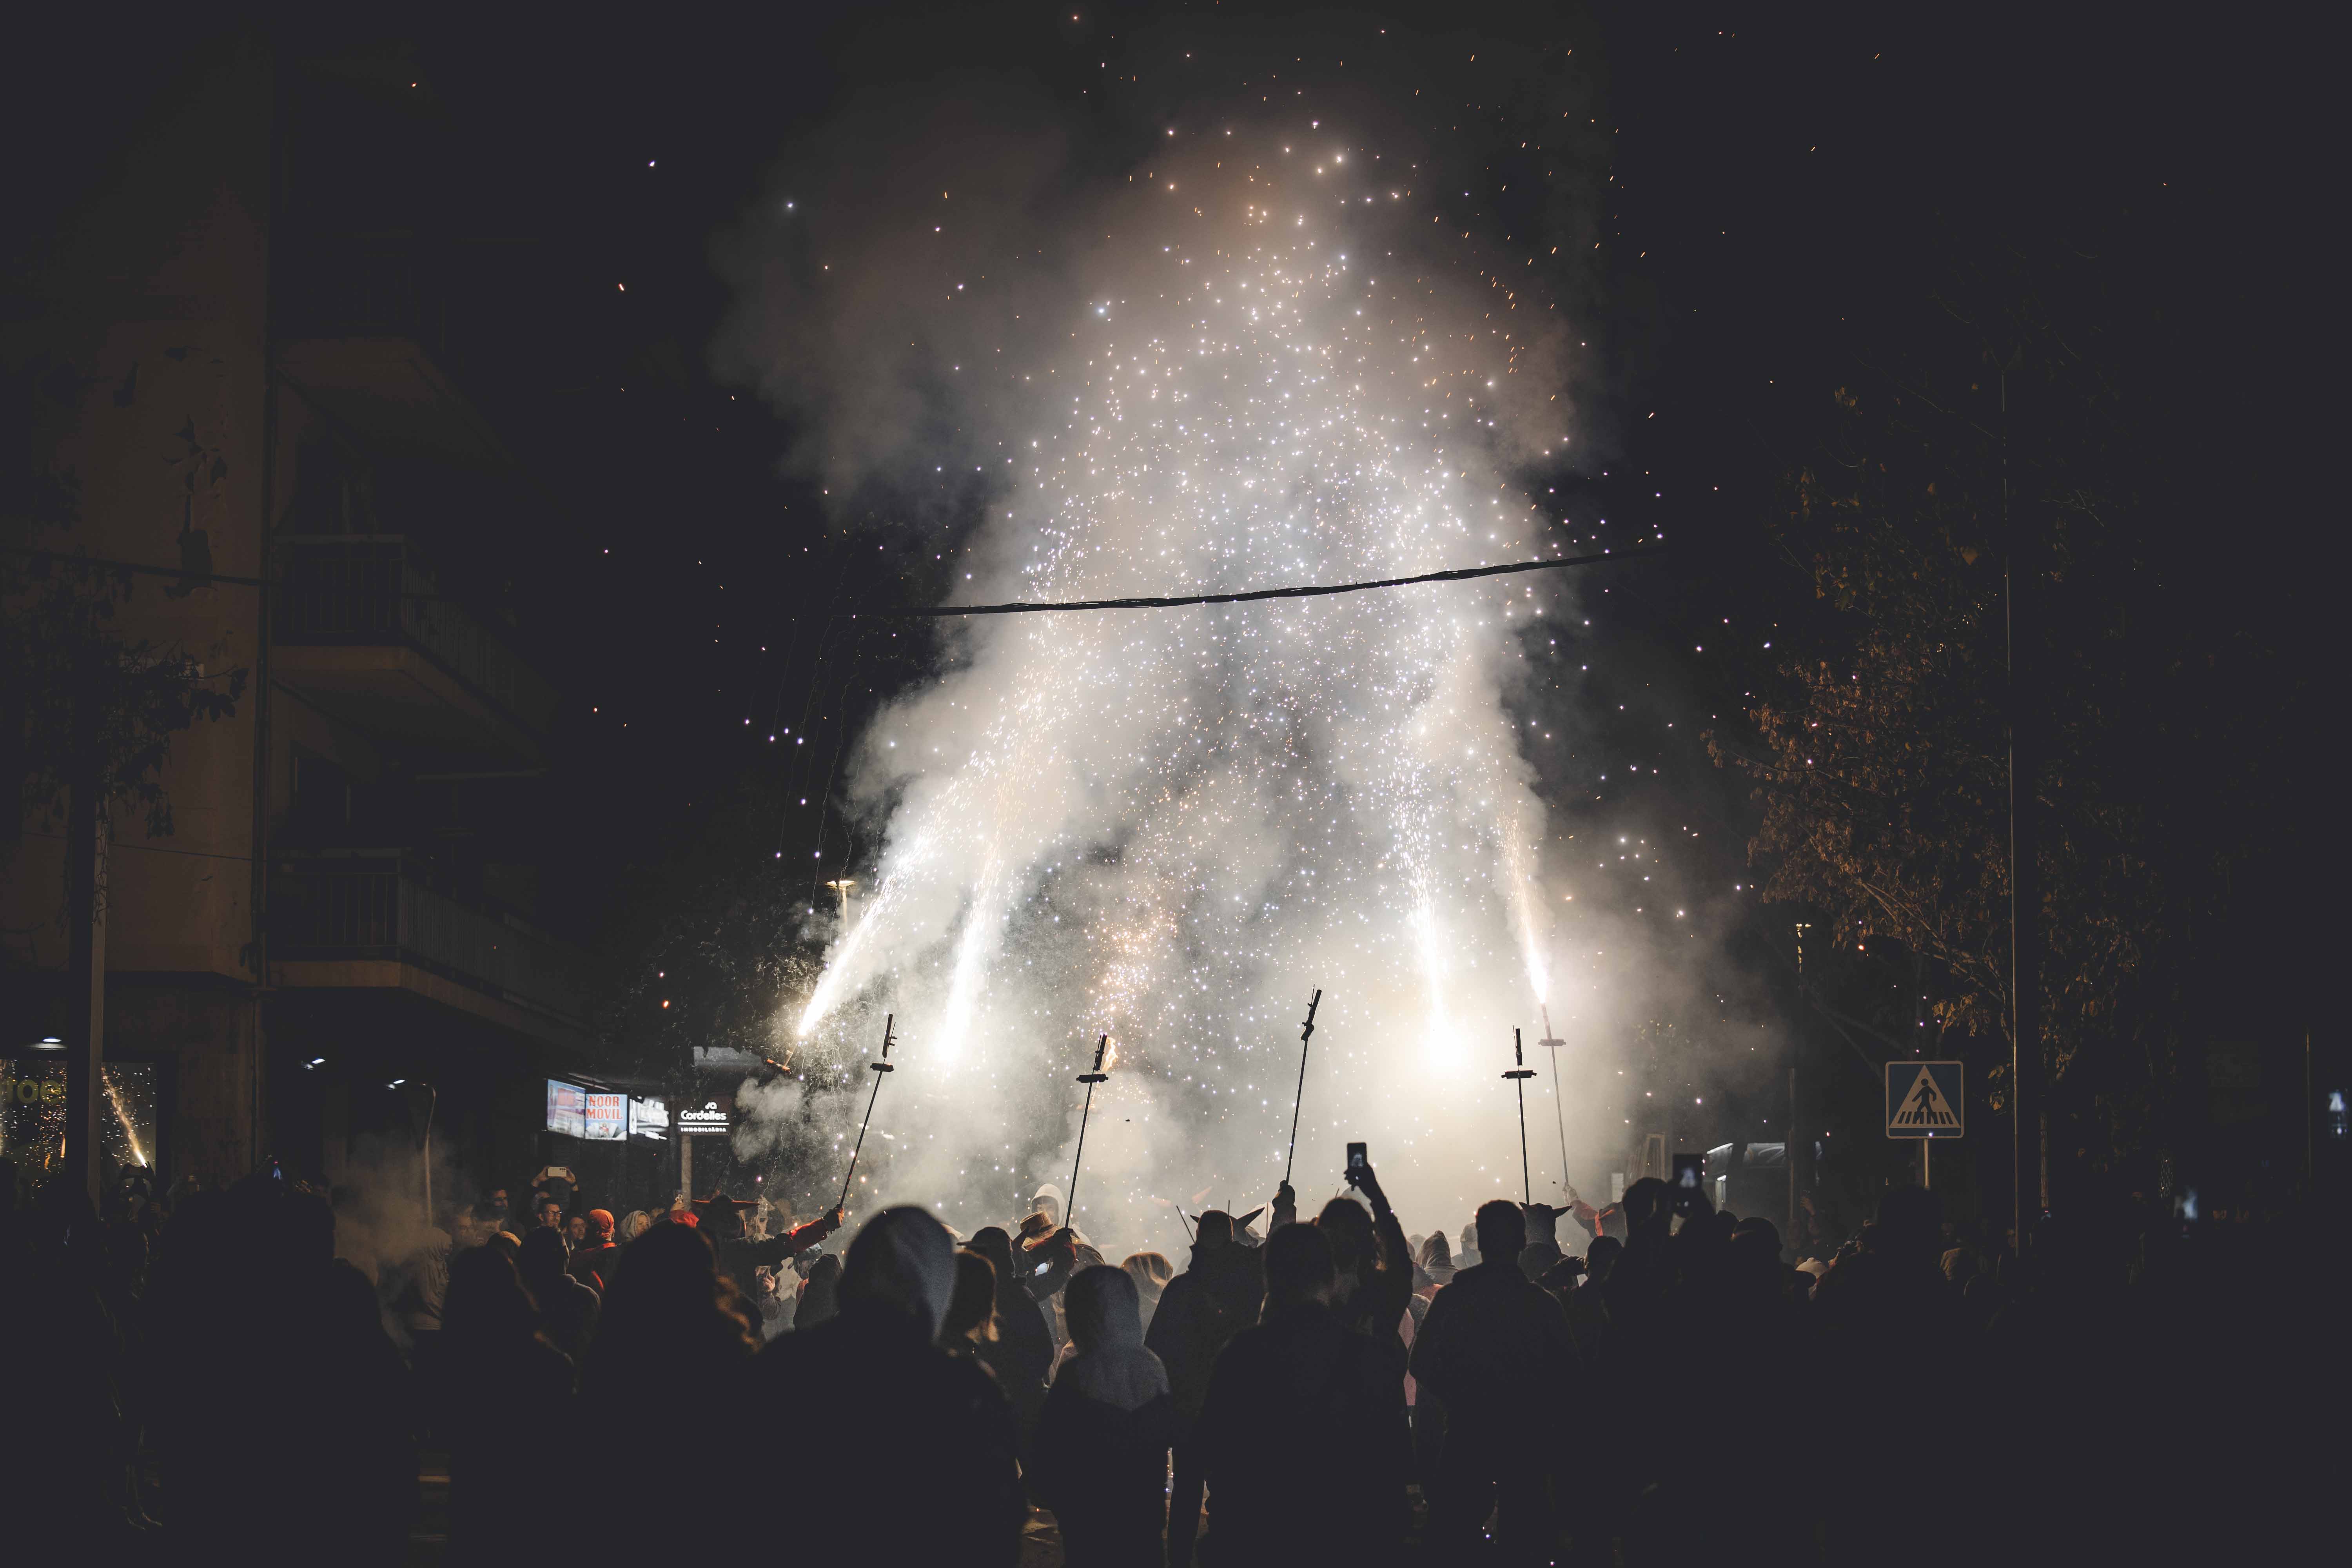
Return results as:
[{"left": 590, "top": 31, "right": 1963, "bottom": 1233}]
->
[{"left": 3, "top": 38, "right": 600, "bottom": 1203}]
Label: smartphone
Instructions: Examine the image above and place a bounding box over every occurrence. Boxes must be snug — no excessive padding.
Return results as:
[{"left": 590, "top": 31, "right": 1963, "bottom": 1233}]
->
[
  {"left": 1346, "top": 1142, "right": 1368, "bottom": 1185},
  {"left": 1670, "top": 1153, "right": 1705, "bottom": 1217},
  {"left": 1033, "top": 1260, "right": 1052, "bottom": 1276}
]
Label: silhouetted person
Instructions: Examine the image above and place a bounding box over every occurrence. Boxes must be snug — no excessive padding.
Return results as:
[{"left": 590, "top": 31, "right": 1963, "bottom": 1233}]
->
[
  {"left": 441, "top": 1241, "right": 573, "bottom": 1564},
  {"left": 582, "top": 1220, "right": 759, "bottom": 1555},
  {"left": 2, "top": 1177, "right": 143, "bottom": 1550},
  {"left": 750, "top": 1208, "right": 1024, "bottom": 1564},
  {"left": 942, "top": 1247, "right": 1001, "bottom": 1358},
  {"left": 150, "top": 1176, "right": 413, "bottom": 1565},
  {"left": 796, "top": 1249, "right": 843, "bottom": 1328},
  {"left": 1145, "top": 1207, "right": 1268, "bottom": 1566},
  {"left": 1811, "top": 1185, "right": 1963, "bottom": 1565},
  {"left": 1517, "top": 1201, "right": 1568, "bottom": 1281},
  {"left": 1318, "top": 1164, "right": 1413, "bottom": 1345},
  {"left": 967, "top": 1225, "right": 1056, "bottom": 1455},
  {"left": 1195, "top": 1221, "right": 1406, "bottom": 1566},
  {"left": 519, "top": 1225, "right": 600, "bottom": 1363},
  {"left": 1569, "top": 1233, "right": 1621, "bottom": 1332},
  {"left": 1031, "top": 1264, "right": 1177, "bottom": 1565},
  {"left": 1412, "top": 1198, "right": 1579, "bottom": 1563}
]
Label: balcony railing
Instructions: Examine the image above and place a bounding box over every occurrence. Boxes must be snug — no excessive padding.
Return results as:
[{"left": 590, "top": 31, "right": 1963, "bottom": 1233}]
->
[
  {"left": 277, "top": 229, "right": 447, "bottom": 350},
  {"left": 270, "top": 851, "right": 581, "bottom": 1026},
  {"left": 276, "top": 535, "right": 556, "bottom": 736}
]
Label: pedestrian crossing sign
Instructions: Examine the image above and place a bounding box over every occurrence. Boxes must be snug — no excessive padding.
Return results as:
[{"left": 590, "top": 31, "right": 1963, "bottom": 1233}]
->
[{"left": 1886, "top": 1062, "right": 1964, "bottom": 1138}]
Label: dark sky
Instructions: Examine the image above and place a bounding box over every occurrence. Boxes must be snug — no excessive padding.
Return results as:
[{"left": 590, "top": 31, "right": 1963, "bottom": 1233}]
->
[{"left": 13, "top": 3, "right": 2324, "bottom": 994}]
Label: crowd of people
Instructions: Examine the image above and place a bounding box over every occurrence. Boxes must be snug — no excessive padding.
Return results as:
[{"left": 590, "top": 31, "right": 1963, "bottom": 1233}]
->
[{"left": 0, "top": 1146, "right": 2323, "bottom": 1564}]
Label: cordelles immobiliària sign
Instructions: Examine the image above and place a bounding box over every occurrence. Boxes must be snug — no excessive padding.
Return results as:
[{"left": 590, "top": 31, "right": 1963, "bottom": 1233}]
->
[{"left": 677, "top": 1095, "right": 733, "bottom": 1136}]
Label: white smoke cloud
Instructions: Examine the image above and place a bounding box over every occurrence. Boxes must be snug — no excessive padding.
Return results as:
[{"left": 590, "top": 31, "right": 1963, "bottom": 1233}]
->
[{"left": 719, "top": 65, "right": 1662, "bottom": 1252}]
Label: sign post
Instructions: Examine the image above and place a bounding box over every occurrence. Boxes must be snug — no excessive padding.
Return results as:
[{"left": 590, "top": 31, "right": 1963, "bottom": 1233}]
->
[
  {"left": 1504, "top": 1029, "right": 1537, "bottom": 1207},
  {"left": 1886, "top": 1061, "right": 1964, "bottom": 1189},
  {"left": 1069, "top": 1034, "right": 1111, "bottom": 1224},
  {"left": 1281, "top": 989, "right": 1322, "bottom": 1188}
]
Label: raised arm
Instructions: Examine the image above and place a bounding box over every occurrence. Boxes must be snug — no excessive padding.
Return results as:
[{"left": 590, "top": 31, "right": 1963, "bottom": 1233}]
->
[
  {"left": 747, "top": 1207, "right": 843, "bottom": 1268},
  {"left": 1353, "top": 1166, "right": 1414, "bottom": 1328}
]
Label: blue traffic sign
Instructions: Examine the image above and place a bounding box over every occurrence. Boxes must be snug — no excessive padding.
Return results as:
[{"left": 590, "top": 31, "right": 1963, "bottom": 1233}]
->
[{"left": 1886, "top": 1061, "right": 1964, "bottom": 1138}]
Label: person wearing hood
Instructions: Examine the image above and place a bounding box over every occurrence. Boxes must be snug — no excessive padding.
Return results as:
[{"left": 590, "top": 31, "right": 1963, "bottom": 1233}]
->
[
  {"left": 941, "top": 1249, "right": 1001, "bottom": 1359},
  {"left": 1031, "top": 1265, "right": 1177, "bottom": 1565},
  {"left": 1195, "top": 1222, "right": 1407, "bottom": 1566},
  {"left": 1145, "top": 1205, "right": 1270, "bottom": 1566},
  {"left": 1025, "top": 1181, "right": 1065, "bottom": 1233},
  {"left": 965, "top": 1225, "right": 1058, "bottom": 1458},
  {"left": 750, "top": 1208, "right": 1024, "bottom": 1564}
]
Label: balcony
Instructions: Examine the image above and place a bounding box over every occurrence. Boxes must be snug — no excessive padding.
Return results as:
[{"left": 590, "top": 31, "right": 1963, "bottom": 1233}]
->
[
  {"left": 274, "top": 535, "right": 554, "bottom": 762},
  {"left": 269, "top": 850, "right": 584, "bottom": 1048}
]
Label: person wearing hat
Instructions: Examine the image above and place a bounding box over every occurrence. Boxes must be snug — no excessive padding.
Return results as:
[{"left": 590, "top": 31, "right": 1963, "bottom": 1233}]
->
[{"left": 693, "top": 1188, "right": 841, "bottom": 1295}]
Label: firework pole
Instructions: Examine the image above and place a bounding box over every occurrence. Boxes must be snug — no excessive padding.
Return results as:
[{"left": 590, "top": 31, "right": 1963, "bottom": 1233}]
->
[
  {"left": 1281, "top": 988, "right": 1323, "bottom": 1187},
  {"left": 1539, "top": 1004, "right": 1569, "bottom": 1191},
  {"left": 836, "top": 1014, "right": 895, "bottom": 1213},
  {"left": 1505, "top": 1028, "right": 1537, "bottom": 1207},
  {"left": 1068, "top": 1034, "right": 1111, "bottom": 1222}
]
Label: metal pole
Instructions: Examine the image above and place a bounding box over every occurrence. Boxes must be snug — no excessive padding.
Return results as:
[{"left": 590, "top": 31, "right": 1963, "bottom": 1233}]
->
[
  {"left": 64, "top": 771, "right": 107, "bottom": 1206},
  {"left": 422, "top": 1085, "right": 437, "bottom": 1229},
  {"left": 1282, "top": 989, "right": 1321, "bottom": 1186},
  {"left": 2003, "top": 360, "right": 2044, "bottom": 1243},
  {"left": 1788, "top": 1066, "right": 1798, "bottom": 1249},
  {"left": 836, "top": 1014, "right": 895, "bottom": 1212},
  {"left": 1069, "top": 1034, "right": 1110, "bottom": 1222},
  {"left": 1539, "top": 1006, "right": 1568, "bottom": 1191},
  {"left": 1505, "top": 1029, "right": 1536, "bottom": 1207}
]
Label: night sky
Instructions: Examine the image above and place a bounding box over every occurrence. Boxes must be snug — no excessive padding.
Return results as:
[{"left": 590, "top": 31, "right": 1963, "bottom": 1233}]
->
[{"left": 13, "top": 4, "right": 2326, "bottom": 1166}]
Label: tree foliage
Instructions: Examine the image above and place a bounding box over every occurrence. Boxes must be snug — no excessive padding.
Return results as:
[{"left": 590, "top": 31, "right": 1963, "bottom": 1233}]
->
[
  {"left": 1708, "top": 250, "right": 2214, "bottom": 1174},
  {"left": 3, "top": 354, "right": 246, "bottom": 875}
]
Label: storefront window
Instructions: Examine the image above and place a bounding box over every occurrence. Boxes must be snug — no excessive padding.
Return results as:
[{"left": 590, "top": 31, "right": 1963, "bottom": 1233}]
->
[{"left": 0, "top": 1057, "right": 159, "bottom": 1195}]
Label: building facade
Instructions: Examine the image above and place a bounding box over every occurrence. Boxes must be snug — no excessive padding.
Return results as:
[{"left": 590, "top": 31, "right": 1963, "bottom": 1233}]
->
[{"left": 3, "top": 38, "right": 596, "bottom": 1206}]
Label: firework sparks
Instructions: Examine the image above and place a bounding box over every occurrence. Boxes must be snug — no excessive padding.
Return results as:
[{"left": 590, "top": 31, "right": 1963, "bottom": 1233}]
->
[{"left": 768, "top": 124, "right": 1577, "bottom": 1232}]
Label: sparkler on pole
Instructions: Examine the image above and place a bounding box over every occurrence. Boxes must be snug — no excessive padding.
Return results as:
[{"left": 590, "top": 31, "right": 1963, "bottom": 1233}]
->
[
  {"left": 1504, "top": 1028, "right": 1537, "bottom": 1207},
  {"left": 836, "top": 1014, "right": 896, "bottom": 1213},
  {"left": 1281, "top": 988, "right": 1323, "bottom": 1187},
  {"left": 1538, "top": 1005, "right": 1569, "bottom": 1192},
  {"left": 1067, "top": 1034, "right": 1111, "bottom": 1223}
]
